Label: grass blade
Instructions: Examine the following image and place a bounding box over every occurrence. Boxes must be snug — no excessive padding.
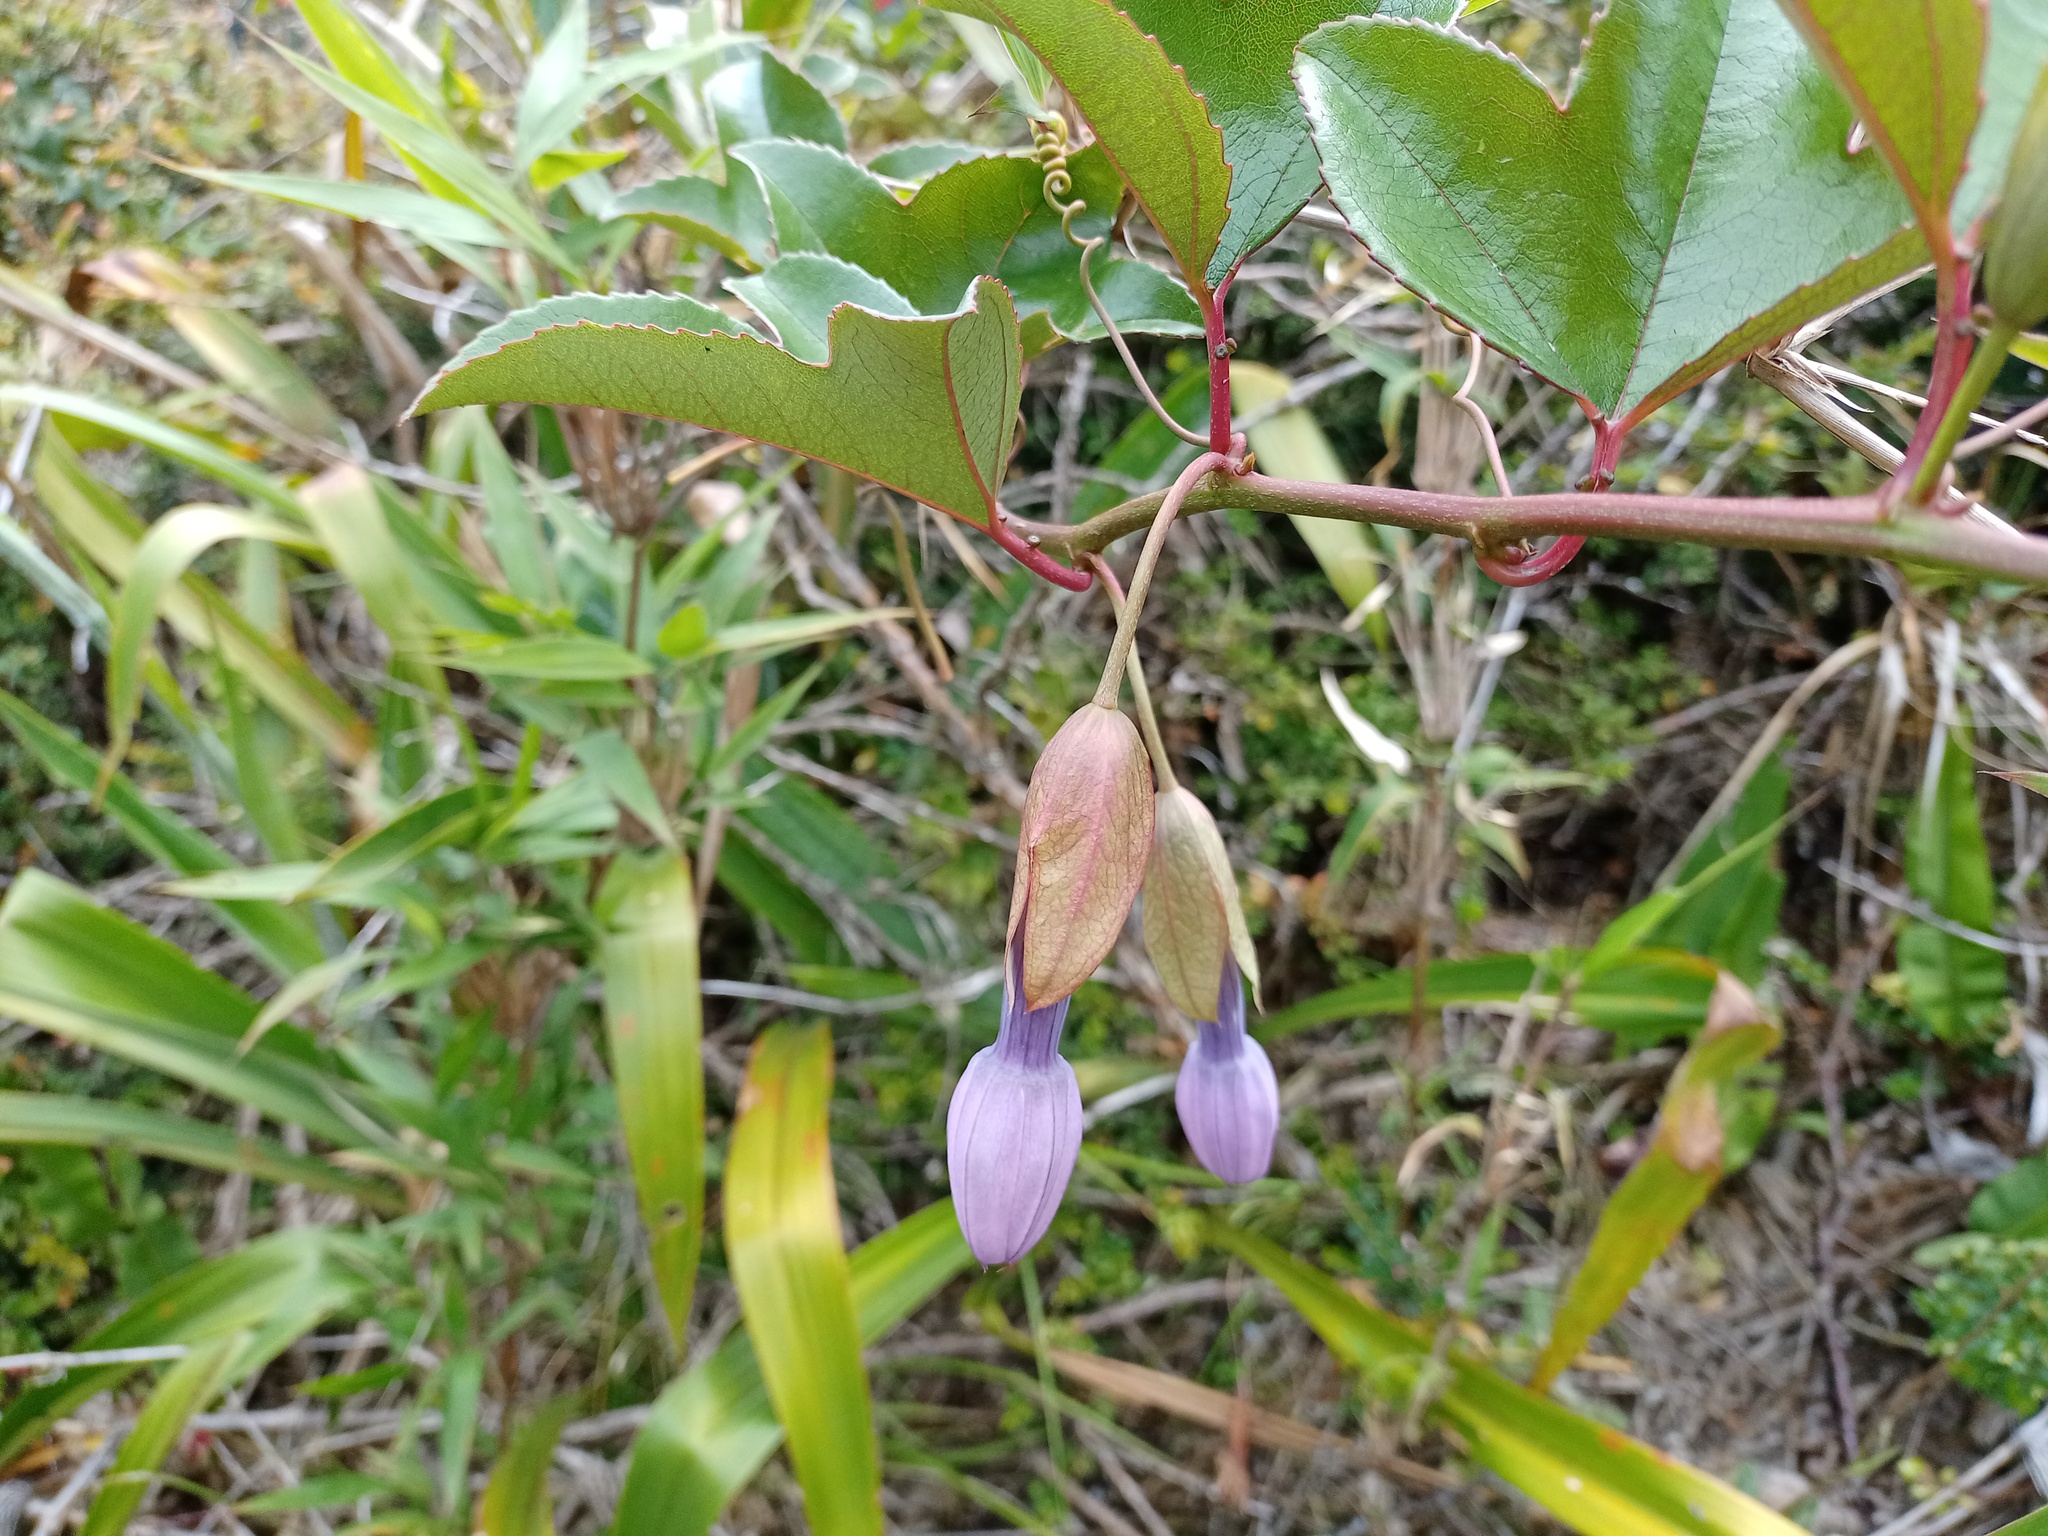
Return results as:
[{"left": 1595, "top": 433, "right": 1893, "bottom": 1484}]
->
[
  {"left": 1531, "top": 974, "right": 1779, "bottom": 1390},
  {"left": 479, "top": 1397, "right": 578, "bottom": 1536},
  {"left": 597, "top": 850, "right": 704, "bottom": 1343},
  {"left": 616, "top": 1200, "right": 969, "bottom": 1536},
  {"left": 79, "top": 1335, "right": 244, "bottom": 1536},
  {"left": 1210, "top": 1221, "right": 1804, "bottom": 1536},
  {"left": 725, "top": 1021, "right": 880, "bottom": 1536}
]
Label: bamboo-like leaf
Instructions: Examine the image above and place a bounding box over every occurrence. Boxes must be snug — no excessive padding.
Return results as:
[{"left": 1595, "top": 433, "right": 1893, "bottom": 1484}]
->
[
  {"left": 101, "top": 505, "right": 324, "bottom": 794},
  {"left": 479, "top": 1397, "right": 577, "bottom": 1536},
  {"left": 297, "top": 463, "right": 432, "bottom": 651},
  {"left": 174, "top": 168, "right": 513, "bottom": 250},
  {"left": 0, "top": 1091, "right": 402, "bottom": 1211},
  {"left": 79, "top": 1335, "right": 244, "bottom": 1536},
  {"left": 2, "top": 385, "right": 304, "bottom": 515},
  {"left": 31, "top": 431, "right": 371, "bottom": 765},
  {"left": 615, "top": 1200, "right": 970, "bottom": 1536},
  {"left": 0, "top": 1227, "right": 361, "bottom": 1464},
  {"left": 598, "top": 850, "right": 704, "bottom": 1342},
  {"left": 0, "top": 688, "right": 324, "bottom": 975},
  {"left": 1210, "top": 1222, "right": 1806, "bottom": 1536},
  {"left": 1257, "top": 949, "right": 1718, "bottom": 1047},
  {"left": 440, "top": 1348, "right": 486, "bottom": 1522},
  {"left": 1531, "top": 973, "right": 1780, "bottom": 1391},
  {"left": 703, "top": 607, "right": 915, "bottom": 659},
  {"left": 725, "top": 1021, "right": 881, "bottom": 1536},
  {"left": 1230, "top": 361, "right": 1384, "bottom": 609},
  {"left": 290, "top": 0, "right": 471, "bottom": 207},
  {"left": 1900, "top": 729, "right": 2009, "bottom": 1044}
]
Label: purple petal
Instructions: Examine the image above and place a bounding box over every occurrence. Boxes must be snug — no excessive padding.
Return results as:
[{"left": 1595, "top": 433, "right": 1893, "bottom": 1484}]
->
[
  {"left": 1174, "top": 960, "right": 1278, "bottom": 1184},
  {"left": 945, "top": 935, "right": 1082, "bottom": 1266}
]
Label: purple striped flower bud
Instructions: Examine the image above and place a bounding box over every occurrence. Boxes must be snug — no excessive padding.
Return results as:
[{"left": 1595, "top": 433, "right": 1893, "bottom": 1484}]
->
[
  {"left": 1175, "top": 958, "right": 1278, "bottom": 1184},
  {"left": 946, "top": 936, "right": 1082, "bottom": 1266}
]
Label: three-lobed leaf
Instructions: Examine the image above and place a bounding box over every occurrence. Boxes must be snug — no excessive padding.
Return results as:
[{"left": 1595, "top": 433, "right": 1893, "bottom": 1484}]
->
[
  {"left": 1298, "top": 0, "right": 1920, "bottom": 428},
  {"left": 732, "top": 139, "right": 1201, "bottom": 353},
  {"left": 411, "top": 279, "right": 1023, "bottom": 529}
]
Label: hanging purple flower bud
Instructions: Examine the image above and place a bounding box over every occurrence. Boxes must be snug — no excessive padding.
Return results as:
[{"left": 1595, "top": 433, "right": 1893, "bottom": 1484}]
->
[
  {"left": 946, "top": 933, "right": 1082, "bottom": 1266},
  {"left": 1009, "top": 703, "right": 1155, "bottom": 1010},
  {"left": 1175, "top": 958, "right": 1278, "bottom": 1184}
]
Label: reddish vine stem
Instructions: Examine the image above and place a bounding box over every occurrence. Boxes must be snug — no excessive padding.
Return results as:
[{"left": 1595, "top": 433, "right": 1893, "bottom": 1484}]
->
[
  {"left": 1205, "top": 273, "right": 1236, "bottom": 456},
  {"left": 986, "top": 510, "right": 1093, "bottom": 591},
  {"left": 1890, "top": 262, "right": 1977, "bottom": 509},
  {"left": 1093, "top": 446, "right": 1243, "bottom": 708},
  {"left": 1472, "top": 418, "right": 1621, "bottom": 585},
  {"left": 1009, "top": 470, "right": 2048, "bottom": 586}
]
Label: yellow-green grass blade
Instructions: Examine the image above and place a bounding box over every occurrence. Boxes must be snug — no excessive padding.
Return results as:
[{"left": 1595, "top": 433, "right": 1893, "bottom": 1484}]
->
[
  {"left": 1532, "top": 975, "right": 1779, "bottom": 1390},
  {"left": 79, "top": 1335, "right": 244, "bottom": 1536},
  {"left": 479, "top": 1397, "right": 578, "bottom": 1536},
  {"left": 725, "top": 1021, "right": 881, "bottom": 1536},
  {"left": 1231, "top": 360, "right": 1385, "bottom": 609},
  {"left": 615, "top": 1199, "right": 970, "bottom": 1536},
  {"left": 598, "top": 850, "right": 704, "bottom": 1344},
  {"left": 100, "top": 504, "right": 324, "bottom": 796},
  {"left": 0, "top": 1091, "right": 402, "bottom": 1212},
  {"left": 0, "top": 687, "right": 324, "bottom": 975},
  {"left": 1211, "top": 1222, "right": 1804, "bottom": 1536},
  {"left": 31, "top": 431, "right": 371, "bottom": 765}
]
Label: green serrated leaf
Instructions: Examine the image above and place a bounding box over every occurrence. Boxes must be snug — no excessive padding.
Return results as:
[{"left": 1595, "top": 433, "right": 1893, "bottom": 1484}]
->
[
  {"left": 1773, "top": 0, "right": 1984, "bottom": 245},
  {"left": 1120, "top": 0, "right": 1456, "bottom": 286},
  {"left": 729, "top": 253, "right": 917, "bottom": 363},
  {"left": 708, "top": 53, "right": 846, "bottom": 152},
  {"left": 732, "top": 140, "right": 1202, "bottom": 347},
  {"left": 611, "top": 170, "right": 774, "bottom": 266},
  {"left": 1298, "top": 0, "right": 1920, "bottom": 427},
  {"left": 943, "top": 0, "right": 1231, "bottom": 295},
  {"left": 411, "top": 278, "right": 1024, "bottom": 529}
]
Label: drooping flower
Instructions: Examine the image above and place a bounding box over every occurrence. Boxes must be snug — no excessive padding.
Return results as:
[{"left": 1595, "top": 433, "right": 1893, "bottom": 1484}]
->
[
  {"left": 946, "top": 932, "right": 1082, "bottom": 1266},
  {"left": 1175, "top": 958, "right": 1278, "bottom": 1185},
  {"left": 1009, "top": 703, "right": 1155, "bottom": 1009}
]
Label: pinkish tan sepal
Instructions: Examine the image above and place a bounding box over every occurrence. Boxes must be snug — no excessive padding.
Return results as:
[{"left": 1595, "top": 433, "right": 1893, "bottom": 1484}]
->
[
  {"left": 1142, "top": 786, "right": 1260, "bottom": 1021},
  {"left": 1007, "top": 703, "right": 1156, "bottom": 1009}
]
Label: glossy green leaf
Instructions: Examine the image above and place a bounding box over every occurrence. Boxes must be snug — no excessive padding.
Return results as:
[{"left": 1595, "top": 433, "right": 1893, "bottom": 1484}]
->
[
  {"left": 1257, "top": 949, "right": 1717, "bottom": 1046},
  {"left": 1971, "top": 1152, "right": 2048, "bottom": 1239},
  {"left": 1900, "top": 730, "right": 2009, "bottom": 1044},
  {"left": 1773, "top": 0, "right": 1983, "bottom": 245},
  {"left": 707, "top": 53, "right": 846, "bottom": 152},
  {"left": 598, "top": 851, "right": 703, "bottom": 1345},
  {"left": 0, "top": 1092, "right": 401, "bottom": 1211},
  {"left": 943, "top": 0, "right": 1231, "bottom": 295},
  {"left": 0, "top": 688, "right": 324, "bottom": 975},
  {"left": 1120, "top": 0, "right": 1457, "bottom": 286},
  {"left": 102, "top": 506, "right": 322, "bottom": 794},
  {"left": 412, "top": 277, "right": 1023, "bottom": 528},
  {"left": 1210, "top": 1223, "right": 1806, "bottom": 1536},
  {"left": 729, "top": 253, "right": 917, "bottom": 363},
  {"left": 615, "top": 1200, "right": 970, "bottom": 1536},
  {"left": 175, "top": 168, "right": 513, "bottom": 250},
  {"left": 725, "top": 1021, "right": 880, "bottom": 1536},
  {"left": 1987, "top": 1511, "right": 2048, "bottom": 1536},
  {"left": 480, "top": 1397, "right": 577, "bottom": 1536},
  {"left": 732, "top": 140, "right": 1203, "bottom": 349},
  {"left": 79, "top": 1335, "right": 244, "bottom": 1536},
  {"left": 1298, "top": 0, "right": 1920, "bottom": 427},
  {"left": 1532, "top": 975, "right": 1779, "bottom": 1390},
  {"left": 0, "top": 1227, "right": 361, "bottom": 1465},
  {"left": 1957, "top": 0, "right": 2048, "bottom": 230}
]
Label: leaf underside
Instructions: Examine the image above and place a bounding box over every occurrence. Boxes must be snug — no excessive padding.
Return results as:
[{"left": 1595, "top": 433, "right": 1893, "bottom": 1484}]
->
[
  {"left": 1298, "top": 0, "right": 1920, "bottom": 427},
  {"left": 410, "top": 278, "right": 1023, "bottom": 527},
  {"left": 1119, "top": 0, "right": 1458, "bottom": 288},
  {"left": 942, "top": 0, "right": 1231, "bottom": 296}
]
